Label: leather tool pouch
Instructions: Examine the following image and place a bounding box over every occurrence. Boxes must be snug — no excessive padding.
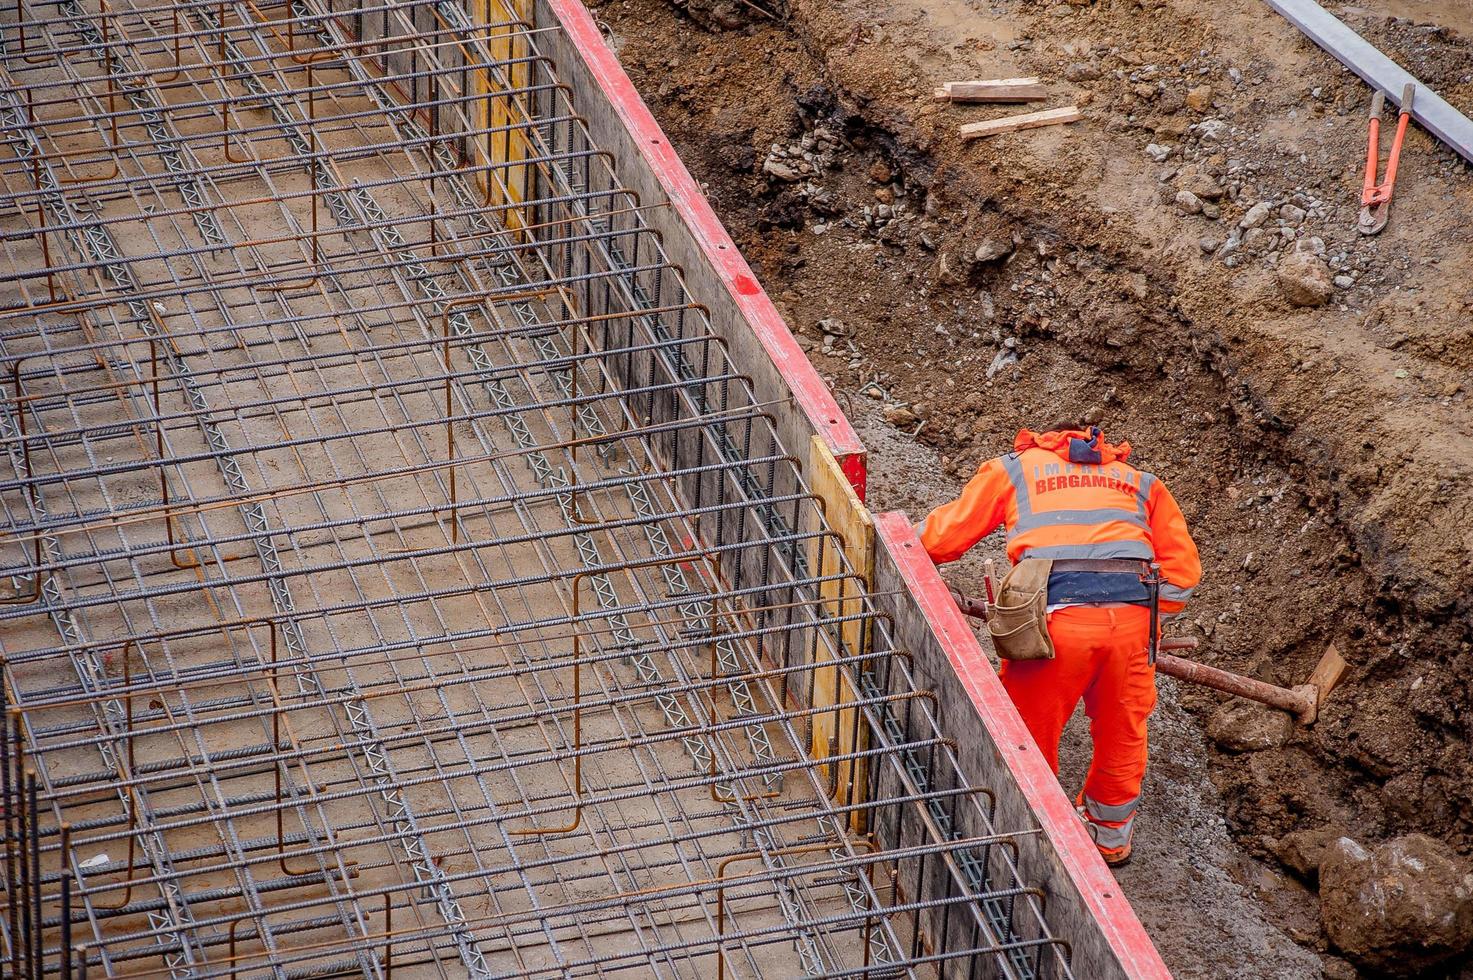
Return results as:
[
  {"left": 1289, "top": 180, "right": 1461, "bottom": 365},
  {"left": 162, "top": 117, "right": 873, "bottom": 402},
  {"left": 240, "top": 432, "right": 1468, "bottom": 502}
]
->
[{"left": 987, "top": 559, "right": 1056, "bottom": 661}]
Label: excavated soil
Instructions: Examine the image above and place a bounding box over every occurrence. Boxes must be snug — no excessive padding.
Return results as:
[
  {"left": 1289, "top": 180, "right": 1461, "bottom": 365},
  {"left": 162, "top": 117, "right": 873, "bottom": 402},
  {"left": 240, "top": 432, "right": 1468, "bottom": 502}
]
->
[{"left": 586, "top": 0, "right": 1473, "bottom": 975}]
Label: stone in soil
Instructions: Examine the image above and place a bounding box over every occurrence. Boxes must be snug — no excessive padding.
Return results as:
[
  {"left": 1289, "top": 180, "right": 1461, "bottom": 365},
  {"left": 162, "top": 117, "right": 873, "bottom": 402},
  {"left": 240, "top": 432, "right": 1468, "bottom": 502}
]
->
[
  {"left": 1177, "top": 172, "right": 1224, "bottom": 200},
  {"left": 1194, "top": 118, "right": 1229, "bottom": 142},
  {"left": 762, "top": 158, "right": 801, "bottom": 182},
  {"left": 1319, "top": 834, "right": 1473, "bottom": 975},
  {"left": 972, "top": 237, "right": 1012, "bottom": 264},
  {"left": 882, "top": 404, "right": 919, "bottom": 427},
  {"left": 1206, "top": 698, "right": 1293, "bottom": 752},
  {"left": 1274, "top": 826, "right": 1345, "bottom": 883},
  {"left": 1276, "top": 251, "right": 1334, "bottom": 307},
  {"left": 1239, "top": 200, "right": 1273, "bottom": 228}
]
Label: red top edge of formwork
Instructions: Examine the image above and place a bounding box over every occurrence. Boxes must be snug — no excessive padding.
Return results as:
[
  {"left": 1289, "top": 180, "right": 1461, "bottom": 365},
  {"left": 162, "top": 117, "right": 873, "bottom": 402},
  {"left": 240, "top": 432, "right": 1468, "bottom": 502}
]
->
[
  {"left": 875, "top": 511, "right": 1174, "bottom": 980},
  {"left": 544, "top": 0, "right": 868, "bottom": 499}
]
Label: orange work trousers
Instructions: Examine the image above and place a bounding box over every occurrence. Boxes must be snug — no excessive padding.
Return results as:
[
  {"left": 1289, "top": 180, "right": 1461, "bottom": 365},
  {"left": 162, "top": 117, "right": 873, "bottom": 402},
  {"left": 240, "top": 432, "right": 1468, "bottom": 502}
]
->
[{"left": 998, "top": 604, "right": 1155, "bottom": 813}]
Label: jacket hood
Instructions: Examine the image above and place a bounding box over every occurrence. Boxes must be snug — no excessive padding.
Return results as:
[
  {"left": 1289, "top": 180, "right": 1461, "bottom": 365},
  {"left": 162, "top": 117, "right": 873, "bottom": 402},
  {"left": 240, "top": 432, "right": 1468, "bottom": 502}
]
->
[{"left": 1014, "top": 427, "right": 1132, "bottom": 465}]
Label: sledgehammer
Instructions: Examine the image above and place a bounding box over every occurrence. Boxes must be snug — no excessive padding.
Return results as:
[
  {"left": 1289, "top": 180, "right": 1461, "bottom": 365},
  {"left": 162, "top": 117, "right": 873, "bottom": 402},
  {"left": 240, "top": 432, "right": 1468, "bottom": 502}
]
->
[
  {"left": 1155, "top": 638, "right": 1347, "bottom": 725},
  {"left": 950, "top": 593, "right": 1348, "bottom": 724}
]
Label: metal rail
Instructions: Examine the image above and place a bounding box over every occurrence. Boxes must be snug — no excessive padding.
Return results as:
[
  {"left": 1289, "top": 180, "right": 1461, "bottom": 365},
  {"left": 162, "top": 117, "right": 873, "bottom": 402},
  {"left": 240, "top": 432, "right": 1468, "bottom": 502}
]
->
[{"left": 0, "top": 0, "right": 1070, "bottom": 976}]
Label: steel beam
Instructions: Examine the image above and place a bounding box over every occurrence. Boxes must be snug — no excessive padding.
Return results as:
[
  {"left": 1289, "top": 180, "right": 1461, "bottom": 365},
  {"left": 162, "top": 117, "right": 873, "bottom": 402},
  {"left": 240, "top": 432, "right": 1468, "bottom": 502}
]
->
[{"left": 1263, "top": 0, "right": 1473, "bottom": 162}]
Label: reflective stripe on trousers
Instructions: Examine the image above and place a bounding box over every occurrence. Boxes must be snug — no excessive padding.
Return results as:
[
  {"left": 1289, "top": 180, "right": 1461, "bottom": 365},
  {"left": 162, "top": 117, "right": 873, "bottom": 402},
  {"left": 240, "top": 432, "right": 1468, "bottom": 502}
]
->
[
  {"left": 1082, "top": 793, "right": 1138, "bottom": 851},
  {"left": 1087, "top": 815, "right": 1135, "bottom": 851}
]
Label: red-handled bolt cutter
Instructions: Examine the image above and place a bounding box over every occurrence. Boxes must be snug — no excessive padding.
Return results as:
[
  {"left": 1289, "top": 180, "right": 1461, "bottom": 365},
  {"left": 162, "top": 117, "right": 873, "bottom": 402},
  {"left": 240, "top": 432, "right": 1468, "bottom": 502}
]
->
[{"left": 1359, "top": 83, "right": 1415, "bottom": 235}]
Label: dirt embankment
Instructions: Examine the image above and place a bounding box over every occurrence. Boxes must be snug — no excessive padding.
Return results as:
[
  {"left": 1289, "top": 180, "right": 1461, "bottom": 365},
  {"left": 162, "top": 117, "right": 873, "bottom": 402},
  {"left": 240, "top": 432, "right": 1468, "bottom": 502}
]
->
[{"left": 592, "top": 0, "right": 1473, "bottom": 972}]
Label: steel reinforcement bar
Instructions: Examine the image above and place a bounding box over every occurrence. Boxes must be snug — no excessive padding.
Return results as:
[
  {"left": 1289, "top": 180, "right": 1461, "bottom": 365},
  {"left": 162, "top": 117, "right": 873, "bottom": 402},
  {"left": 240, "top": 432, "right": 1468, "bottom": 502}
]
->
[{"left": 0, "top": 0, "right": 1076, "bottom": 977}]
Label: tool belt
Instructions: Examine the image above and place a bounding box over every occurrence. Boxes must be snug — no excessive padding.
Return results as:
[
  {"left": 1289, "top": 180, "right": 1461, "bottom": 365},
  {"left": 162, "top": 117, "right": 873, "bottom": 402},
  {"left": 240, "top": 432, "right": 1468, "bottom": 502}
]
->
[
  {"left": 987, "top": 558, "right": 1163, "bottom": 663},
  {"left": 988, "top": 559, "right": 1056, "bottom": 661}
]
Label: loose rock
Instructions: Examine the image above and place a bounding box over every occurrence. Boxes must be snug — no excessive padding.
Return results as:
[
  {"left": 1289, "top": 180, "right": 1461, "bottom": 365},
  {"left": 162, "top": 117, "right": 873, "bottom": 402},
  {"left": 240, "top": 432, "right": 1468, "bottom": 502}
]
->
[
  {"left": 1063, "top": 62, "right": 1101, "bottom": 82},
  {"left": 986, "top": 348, "right": 1019, "bottom": 379},
  {"left": 936, "top": 251, "right": 966, "bottom": 286},
  {"left": 1320, "top": 834, "right": 1473, "bottom": 975},
  {"left": 1177, "top": 172, "right": 1224, "bottom": 200},
  {"left": 1276, "top": 251, "right": 1334, "bottom": 307},
  {"left": 882, "top": 404, "right": 919, "bottom": 428},
  {"left": 972, "top": 237, "right": 1012, "bottom": 264},
  {"left": 1185, "top": 84, "right": 1213, "bottom": 111},
  {"left": 762, "top": 159, "right": 801, "bottom": 182},
  {"left": 1174, "top": 190, "right": 1203, "bottom": 215},
  {"left": 1239, "top": 201, "right": 1273, "bottom": 229},
  {"left": 1194, "top": 118, "right": 1229, "bottom": 142},
  {"left": 1144, "top": 142, "right": 1172, "bottom": 162},
  {"left": 1274, "top": 826, "right": 1343, "bottom": 882},
  {"left": 1206, "top": 698, "right": 1293, "bottom": 752}
]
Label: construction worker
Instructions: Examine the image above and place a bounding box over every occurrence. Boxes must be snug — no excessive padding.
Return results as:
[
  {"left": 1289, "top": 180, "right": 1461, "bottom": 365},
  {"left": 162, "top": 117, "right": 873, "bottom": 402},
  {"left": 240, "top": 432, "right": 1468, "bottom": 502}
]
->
[{"left": 918, "top": 424, "right": 1201, "bottom": 866}]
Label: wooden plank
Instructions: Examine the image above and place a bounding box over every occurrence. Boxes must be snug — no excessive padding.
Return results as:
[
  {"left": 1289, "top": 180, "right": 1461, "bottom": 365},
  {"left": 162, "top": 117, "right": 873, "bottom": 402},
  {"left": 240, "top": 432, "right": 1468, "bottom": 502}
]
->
[
  {"left": 478, "top": 0, "right": 532, "bottom": 232},
  {"left": 958, "top": 106, "right": 1081, "bottom": 140},
  {"left": 1263, "top": 0, "right": 1473, "bottom": 164},
  {"left": 807, "top": 435, "right": 875, "bottom": 831},
  {"left": 934, "top": 77, "right": 1047, "bottom": 102}
]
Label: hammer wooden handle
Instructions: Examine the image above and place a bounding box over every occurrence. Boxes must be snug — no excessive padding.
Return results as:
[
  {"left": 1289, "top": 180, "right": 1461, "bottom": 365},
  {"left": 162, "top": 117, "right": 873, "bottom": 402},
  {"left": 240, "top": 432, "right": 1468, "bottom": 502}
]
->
[{"left": 1155, "top": 653, "right": 1317, "bottom": 723}]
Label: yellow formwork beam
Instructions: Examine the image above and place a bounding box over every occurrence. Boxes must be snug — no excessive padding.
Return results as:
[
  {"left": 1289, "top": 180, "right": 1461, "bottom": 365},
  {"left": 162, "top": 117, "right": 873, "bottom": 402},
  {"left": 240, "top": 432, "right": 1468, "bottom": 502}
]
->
[
  {"left": 473, "top": 0, "right": 531, "bottom": 232},
  {"left": 807, "top": 436, "right": 874, "bottom": 831}
]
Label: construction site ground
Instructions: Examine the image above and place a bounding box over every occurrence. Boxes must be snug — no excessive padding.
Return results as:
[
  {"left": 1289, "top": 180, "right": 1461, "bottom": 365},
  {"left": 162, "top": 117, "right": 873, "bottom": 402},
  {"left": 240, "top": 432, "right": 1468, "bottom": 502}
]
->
[{"left": 589, "top": 0, "right": 1473, "bottom": 976}]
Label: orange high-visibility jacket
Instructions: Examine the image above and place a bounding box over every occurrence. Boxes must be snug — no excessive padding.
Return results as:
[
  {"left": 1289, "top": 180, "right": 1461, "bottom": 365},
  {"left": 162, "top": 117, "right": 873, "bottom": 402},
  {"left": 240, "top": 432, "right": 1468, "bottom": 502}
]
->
[{"left": 920, "top": 427, "right": 1201, "bottom": 612}]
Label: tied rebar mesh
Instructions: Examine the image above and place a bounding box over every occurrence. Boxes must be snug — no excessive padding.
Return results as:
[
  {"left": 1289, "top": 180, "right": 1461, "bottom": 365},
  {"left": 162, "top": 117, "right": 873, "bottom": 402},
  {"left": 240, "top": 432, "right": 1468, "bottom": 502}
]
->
[{"left": 0, "top": 1, "right": 1072, "bottom": 976}]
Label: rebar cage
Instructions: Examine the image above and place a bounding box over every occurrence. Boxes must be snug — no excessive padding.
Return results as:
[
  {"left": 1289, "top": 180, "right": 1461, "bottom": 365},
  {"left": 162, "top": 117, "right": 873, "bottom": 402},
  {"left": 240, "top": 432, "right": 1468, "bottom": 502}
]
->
[{"left": 0, "top": 1, "right": 1073, "bottom": 976}]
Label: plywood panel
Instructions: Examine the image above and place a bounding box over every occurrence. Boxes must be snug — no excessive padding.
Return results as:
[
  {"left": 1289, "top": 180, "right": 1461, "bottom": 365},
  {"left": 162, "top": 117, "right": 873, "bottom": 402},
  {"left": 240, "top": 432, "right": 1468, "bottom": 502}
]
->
[
  {"left": 807, "top": 435, "right": 873, "bottom": 829},
  {"left": 475, "top": 0, "right": 531, "bottom": 230}
]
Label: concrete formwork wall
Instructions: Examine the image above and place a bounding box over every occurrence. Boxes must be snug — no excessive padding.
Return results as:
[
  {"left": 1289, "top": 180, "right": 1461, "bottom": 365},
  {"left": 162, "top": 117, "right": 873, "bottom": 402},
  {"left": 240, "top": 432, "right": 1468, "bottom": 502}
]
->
[
  {"left": 376, "top": 0, "right": 1172, "bottom": 974},
  {"left": 528, "top": 0, "right": 860, "bottom": 704},
  {"left": 532, "top": 0, "right": 869, "bottom": 499}
]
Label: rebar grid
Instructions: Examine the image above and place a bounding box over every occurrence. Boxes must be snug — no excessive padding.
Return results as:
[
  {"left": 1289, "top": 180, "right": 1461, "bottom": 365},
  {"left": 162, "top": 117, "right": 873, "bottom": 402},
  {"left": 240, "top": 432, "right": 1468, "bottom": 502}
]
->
[{"left": 0, "top": 1, "right": 1072, "bottom": 976}]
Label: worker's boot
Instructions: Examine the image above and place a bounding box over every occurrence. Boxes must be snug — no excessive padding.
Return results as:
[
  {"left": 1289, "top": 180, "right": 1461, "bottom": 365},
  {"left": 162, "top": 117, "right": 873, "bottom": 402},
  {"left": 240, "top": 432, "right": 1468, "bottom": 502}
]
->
[
  {"left": 1096, "top": 840, "right": 1132, "bottom": 867},
  {"left": 1075, "top": 793, "right": 1134, "bottom": 867}
]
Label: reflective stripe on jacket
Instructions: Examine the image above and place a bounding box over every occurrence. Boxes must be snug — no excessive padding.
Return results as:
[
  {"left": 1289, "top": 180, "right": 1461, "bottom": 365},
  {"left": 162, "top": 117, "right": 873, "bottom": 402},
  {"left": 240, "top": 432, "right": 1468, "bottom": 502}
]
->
[{"left": 919, "top": 427, "right": 1202, "bottom": 612}]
